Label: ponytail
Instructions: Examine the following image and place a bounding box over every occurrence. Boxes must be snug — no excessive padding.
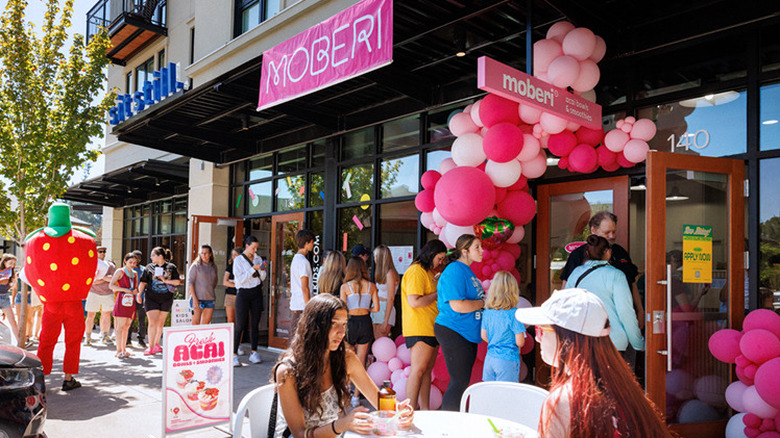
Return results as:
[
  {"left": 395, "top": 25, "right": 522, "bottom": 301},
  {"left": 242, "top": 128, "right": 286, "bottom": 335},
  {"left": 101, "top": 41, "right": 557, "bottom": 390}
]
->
[
  {"left": 584, "top": 235, "right": 610, "bottom": 261},
  {"left": 448, "top": 234, "right": 478, "bottom": 265}
]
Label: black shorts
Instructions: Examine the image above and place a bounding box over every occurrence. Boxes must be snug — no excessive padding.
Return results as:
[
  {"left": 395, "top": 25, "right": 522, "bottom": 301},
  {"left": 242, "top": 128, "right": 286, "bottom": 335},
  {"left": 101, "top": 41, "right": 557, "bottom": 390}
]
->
[
  {"left": 144, "top": 292, "right": 174, "bottom": 313},
  {"left": 405, "top": 335, "right": 439, "bottom": 349},
  {"left": 347, "top": 314, "right": 374, "bottom": 345}
]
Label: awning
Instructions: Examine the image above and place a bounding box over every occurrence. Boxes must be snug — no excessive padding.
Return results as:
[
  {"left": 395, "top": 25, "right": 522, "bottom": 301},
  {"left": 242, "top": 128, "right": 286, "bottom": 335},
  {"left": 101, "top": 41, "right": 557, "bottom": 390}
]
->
[{"left": 63, "top": 160, "right": 189, "bottom": 207}]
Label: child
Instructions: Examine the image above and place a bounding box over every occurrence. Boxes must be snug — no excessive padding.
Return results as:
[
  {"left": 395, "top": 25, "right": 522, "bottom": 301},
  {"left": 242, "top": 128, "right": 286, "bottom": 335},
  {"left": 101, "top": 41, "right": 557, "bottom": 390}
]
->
[{"left": 481, "top": 271, "right": 526, "bottom": 382}]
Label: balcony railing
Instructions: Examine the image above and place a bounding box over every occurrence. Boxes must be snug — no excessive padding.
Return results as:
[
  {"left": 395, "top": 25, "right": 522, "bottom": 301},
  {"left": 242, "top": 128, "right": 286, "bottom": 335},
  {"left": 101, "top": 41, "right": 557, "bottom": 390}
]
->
[{"left": 86, "top": 0, "right": 167, "bottom": 64}]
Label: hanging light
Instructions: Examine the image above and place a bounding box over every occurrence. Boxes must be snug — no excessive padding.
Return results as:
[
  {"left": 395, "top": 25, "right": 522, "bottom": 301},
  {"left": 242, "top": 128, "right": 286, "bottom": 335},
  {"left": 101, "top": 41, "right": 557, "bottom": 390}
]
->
[{"left": 666, "top": 185, "right": 689, "bottom": 201}]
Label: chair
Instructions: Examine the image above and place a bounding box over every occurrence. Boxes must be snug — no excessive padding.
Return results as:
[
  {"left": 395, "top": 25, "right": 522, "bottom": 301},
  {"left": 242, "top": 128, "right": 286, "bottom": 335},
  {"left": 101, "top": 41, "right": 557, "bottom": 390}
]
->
[
  {"left": 460, "top": 381, "right": 549, "bottom": 429},
  {"left": 233, "top": 384, "right": 276, "bottom": 438}
]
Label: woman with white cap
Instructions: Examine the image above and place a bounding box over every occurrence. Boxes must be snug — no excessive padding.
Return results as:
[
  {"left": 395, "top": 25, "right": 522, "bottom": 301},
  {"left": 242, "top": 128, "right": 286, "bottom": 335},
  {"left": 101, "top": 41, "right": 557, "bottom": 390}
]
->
[{"left": 515, "top": 289, "right": 671, "bottom": 438}]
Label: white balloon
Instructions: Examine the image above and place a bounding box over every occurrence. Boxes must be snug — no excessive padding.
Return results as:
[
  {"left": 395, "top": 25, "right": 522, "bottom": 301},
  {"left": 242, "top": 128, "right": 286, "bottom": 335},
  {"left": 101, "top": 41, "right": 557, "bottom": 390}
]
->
[
  {"left": 518, "top": 103, "right": 542, "bottom": 124},
  {"left": 432, "top": 208, "right": 447, "bottom": 227},
  {"left": 470, "top": 99, "right": 484, "bottom": 127},
  {"left": 725, "top": 413, "right": 748, "bottom": 438},
  {"left": 507, "top": 225, "right": 525, "bottom": 244},
  {"left": 451, "top": 133, "right": 486, "bottom": 167},
  {"left": 521, "top": 152, "right": 547, "bottom": 179},
  {"left": 485, "top": 160, "right": 522, "bottom": 188},
  {"left": 539, "top": 112, "right": 567, "bottom": 134},
  {"left": 444, "top": 224, "right": 475, "bottom": 247}
]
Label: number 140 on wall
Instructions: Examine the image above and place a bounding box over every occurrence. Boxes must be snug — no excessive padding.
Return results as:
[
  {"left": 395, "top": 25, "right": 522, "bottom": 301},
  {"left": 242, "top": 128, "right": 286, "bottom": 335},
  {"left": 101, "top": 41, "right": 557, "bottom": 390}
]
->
[{"left": 668, "top": 130, "right": 710, "bottom": 151}]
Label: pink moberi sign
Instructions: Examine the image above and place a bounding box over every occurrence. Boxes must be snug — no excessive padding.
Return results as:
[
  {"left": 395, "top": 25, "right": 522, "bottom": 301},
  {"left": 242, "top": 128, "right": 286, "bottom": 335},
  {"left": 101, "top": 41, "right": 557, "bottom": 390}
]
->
[
  {"left": 257, "top": 0, "right": 393, "bottom": 111},
  {"left": 477, "top": 56, "right": 602, "bottom": 129}
]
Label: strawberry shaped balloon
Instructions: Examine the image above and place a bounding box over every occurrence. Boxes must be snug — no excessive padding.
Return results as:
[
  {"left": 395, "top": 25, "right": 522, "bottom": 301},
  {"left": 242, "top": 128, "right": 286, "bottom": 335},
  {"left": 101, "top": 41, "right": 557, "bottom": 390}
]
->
[{"left": 24, "top": 203, "right": 97, "bottom": 303}]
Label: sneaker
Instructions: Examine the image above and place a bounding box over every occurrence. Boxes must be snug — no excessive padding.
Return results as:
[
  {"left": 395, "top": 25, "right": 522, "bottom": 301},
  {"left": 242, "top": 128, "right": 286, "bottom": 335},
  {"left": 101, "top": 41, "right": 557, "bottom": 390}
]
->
[
  {"left": 83, "top": 337, "right": 91, "bottom": 346},
  {"left": 138, "top": 339, "right": 147, "bottom": 349},
  {"left": 101, "top": 334, "right": 113, "bottom": 345},
  {"left": 62, "top": 378, "right": 81, "bottom": 391},
  {"left": 232, "top": 356, "right": 241, "bottom": 367},
  {"left": 152, "top": 344, "right": 163, "bottom": 354},
  {"left": 237, "top": 345, "right": 249, "bottom": 356},
  {"left": 143, "top": 348, "right": 154, "bottom": 356},
  {"left": 249, "top": 351, "right": 263, "bottom": 364}
]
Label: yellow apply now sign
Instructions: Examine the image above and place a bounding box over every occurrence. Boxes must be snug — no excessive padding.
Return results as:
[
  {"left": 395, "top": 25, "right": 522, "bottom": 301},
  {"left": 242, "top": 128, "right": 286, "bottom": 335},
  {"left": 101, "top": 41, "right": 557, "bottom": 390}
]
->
[{"left": 682, "top": 224, "right": 713, "bottom": 283}]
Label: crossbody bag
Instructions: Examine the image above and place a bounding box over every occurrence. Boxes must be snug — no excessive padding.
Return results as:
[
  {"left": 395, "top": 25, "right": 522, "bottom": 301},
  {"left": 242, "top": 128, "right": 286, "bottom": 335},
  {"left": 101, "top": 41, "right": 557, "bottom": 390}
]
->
[
  {"left": 268, "top": 362, "right": 292, "bottom": 438},
  {"left": 574, "top": 263, "right": 607, "bottom": 288}
]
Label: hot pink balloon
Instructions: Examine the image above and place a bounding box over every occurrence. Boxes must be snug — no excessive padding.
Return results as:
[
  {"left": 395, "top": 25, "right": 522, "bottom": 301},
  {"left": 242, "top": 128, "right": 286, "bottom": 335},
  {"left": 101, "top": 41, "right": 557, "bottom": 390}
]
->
[
  {"left": 562, "top": 27, "right": 597, "bottom": 61},
  {"left": 449, "top": 112, "right": 480, "bottom": 137},
  {"left": 539, "top": 112, "right": 568, "bottom": 135},
  {"left": 485, "top": 159, "right": 522, "bottom": 188},
  {"left": 496, "top": 251, "right": 516, "bottom": 270},
  {"left": 726, "top": 380, "right": 749, "bottom": 412},
  {"left": 547, "top": 55, "right": 580, "bottom": 88},
  {"left": 495, "top": 187, "right": 508, "bottom": 204},
  {"left": 479, "top": 94, "right": 520, "bottom": 128},
  {"left": 432, "top": 377, "right": 449, "bottom": 393},
  {"left": 630, "top": 118, "right": 657, "bottom": 141},
  {"left": 533, "top": 39, "right": 563, "bottom": 73},
  {"left": 597, "top": 145, "right": 618, "bottom": 167},
  {"left": 741, "top": 329, "right": 780, "bottom": 365},
  {"left": 439, "top": 158, "right": 456, "bottom": 174},
  {"left": 520, "top": 332, "right": 534, "bottom": 354},
  {"left": 451, "top": 133, "right": 486, "bottom": 167},
  {"left": 623, "top": 139, "right": 650, "bottom": 163},
  {"left": 434, "top": 167, "right": 496, "bottom": 226},
  {"left": 507, "top": 225, "right": 525, "bottom": 244},
  {"left": 507, "top": 175, "right": 529, "bottom": 191},
  {"left": 568, "top": 144, "right": 599, "bottom": 173},
  {"left": 477, "top": 342, "right": 488, "bottom": 361},
  {"left": 414, "top": 189, "right": 435, "bottom": 213},
  {"left": 519, "top": 104, "right": 542, "bottom": 124},
  {"left": 516, "top": 134, "right": 541, "bottom": 162},
  {"left": 571, "top": 59, "right": 600, "bottom": 92},
  {"left": 590, "top": 35, "right": 607, "bottom": 62},
  {"left": 547, "top": 131, "right": 577, "bottom": 157},
  {"left": 744, "top": 309, "right": 780, "bottom": 339},
  {"left": 394, "top": 335, "right": 405, "bottom": 347},
  {"left": 367, "top": 361, "right": 392, "bottom": 386},
  {"left": 521, "top": 152, "right": 548, "bottom": 178},
  {"left": 604, "top": 129, "right": 630, "bottom": 152},
  {"left": 601, "top": 160, "right": 620, "bottom": 172},
  {"left": 469, "top": 359, "right": 484, "bottom": 385},
  {"left": 484, "top": 123, "right": 525, "bottom": 163},
  {"left": 558, "top": 156, "right": 569, "bottom": 170},
  {"left": 372, "top": 337, "right": 397, "bottom": 362},
  {"left": 744, "top": 385, "right": 780, "bottom": 419},
  {"left": 755, "top": 358, "right": 780, "bottom": 410},
  {"left": 421, "top": 170, "right": 442, "bottom": 190},
  {"left": 708, "top": 329, "right": 742, "bottom": 363},
  {"left": 546, "top": 21, "right": 575, "bottom": 43},
  {"left": 576, "top": 126, "right": 604, "bottom": 147},
  {"left": 617, "top": 152, "right": 635, "bottom": 168},
  {"left": 498, "top": 190, "right": 536, "bottom": 227},
  {"left": 470, "top": 99, "right": 484, "bottom": 127}
]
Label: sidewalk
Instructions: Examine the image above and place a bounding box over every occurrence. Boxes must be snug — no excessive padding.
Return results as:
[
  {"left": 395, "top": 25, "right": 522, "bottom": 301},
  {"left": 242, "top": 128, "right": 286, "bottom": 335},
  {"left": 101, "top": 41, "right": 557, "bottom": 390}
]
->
[{"left": 42, "top": 330, "right": 279, "bottom": 438}]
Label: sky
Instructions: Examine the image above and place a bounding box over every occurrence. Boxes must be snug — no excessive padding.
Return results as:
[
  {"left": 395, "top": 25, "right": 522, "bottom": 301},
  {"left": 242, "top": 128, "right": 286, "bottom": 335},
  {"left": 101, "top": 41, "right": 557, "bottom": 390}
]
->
[{"left": 1, "top": 0, "right": 107, "bottom": 184}]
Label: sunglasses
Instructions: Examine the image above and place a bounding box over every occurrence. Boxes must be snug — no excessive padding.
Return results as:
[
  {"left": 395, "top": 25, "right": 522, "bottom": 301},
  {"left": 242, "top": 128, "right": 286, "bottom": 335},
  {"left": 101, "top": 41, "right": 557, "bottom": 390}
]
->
[
  {"left": 535, "top": 325, "right": 555, "bottom": 338},
  {"left": 97, "top": 250, "right": 106, "bottom": 253}
]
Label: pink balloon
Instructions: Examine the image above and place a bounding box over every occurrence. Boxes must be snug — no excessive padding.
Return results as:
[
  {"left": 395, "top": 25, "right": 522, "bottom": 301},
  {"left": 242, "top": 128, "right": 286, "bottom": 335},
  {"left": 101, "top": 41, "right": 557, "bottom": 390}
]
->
[
  {"left": 726, "top": 380, "right": 749, "bottom": 412},
  {"left": 372, "top": 337, "right": 397, "bottom": 362},
  {"left": 434, "top": 167, "right": 496, "bottom": 226},
  {"left": 429, "top": 386, "right": 443, "bottom": 410},
  {"left": 420, "top": 212, "right": 434, "bottom": 230},
  {"left": 623, "top": 139, "right": 650, "bottom": 163},
  {"left": 394, "top": 335, "right": 406, "bottom": 347},
  {"left": 708, "top": 329, "right": 743, "bottom": 363},
  {"left": 625, "top": 116, "right": 636, "bottom": 124},
  {"left": 533, "top": 39, "right": 563, "bottom": 73},
  {"left": 485, "top": 159, "right": 522, "bottom": 188},
  {"left": 444, "top": 224, "right": 475, "bottom": 248},
  {"left": 390, "top": 368, "right": 405, "bottom": 384},
  {"left": 568, "top": 144, "right": 598, "bottom": 173},
  {"left": 571, "top": 59, "right": 600, "bottom": 92},
  {"left": 432, "top": 377, "right": 449, "bottom": 393},
  {"left": 604, "top": 129, "right": 630, "bottom": 152},
  {"left": 566, "top": 121, "right": 581, "bottom": 132},
  {"left": 547, "top": 55, "right": 580, "bottom": 88},
  {"left": 421, "top": 170, "right": 441, "bottom": 190},
  {"left": 519, "top": 104, "right": 542, "bottom": 124},
  {"left": 396, "top": 344, "right": 412, "bottom": 365},
  {"left": 479, "top": 94, "right": 520, "bottom": 128},
  {"left": 547, "top": 131, "right": 577, "bottom": 157},
  {"left": 484, "top": 123, "right": 525, "bottom": 163},
  {"left": 463, "top": 104, "right": 473, "bottom": 115},
  {"left": 451, "top": 133, "right": 486, "bottom": 167},
  {"left": 507, "top": 225, "right": 525, "bottom": 244},
  {"left": 630, "top": 118, "right": 657, "bottom": 141},
  {"left": 516, "top": 134, "right": 541, "bottom": 162},
  {"left": 744, "top": 385, "right": 780, "bottom": 419},
  {"left": 448, "top": 112, "right": 480, "bottom": 137},
  {"left": 388, "top": 357, "right": 404, "bottom": 373},
  {"left": 740, "top": 329, "right": 780, "bottom": 365},
  {"left": 392, "top": 377, "right": 407, "bottom": 401},
  {"left": 432, "top": 208, "right": 447, "bottom": 227},
  {"left": 590, "top": 35, "right": 607, "bottom": 62},
  {"left": 519, "top": 360, "right": 529, "bottom": 381},
  {"left": 521, "top": 152, "right": 547, "bottom": 179},
  {"left": 539, "top": 112, "right": 568, "bottom": 135},
  {"left": 520, "top": 332, "right": 534, "bottom": 354},
  {"left": 755, "top": 358, "right": 780, "bottom": 410},
  {"left": 367, "top": 361, "right": 392, "bottom": 386},
  {"left": 414, "top": 189, "right": 436, "bottom": 213},
  {"left": 546, "top": 21, "right": 575, "bottom": 43},
  {"left": 620, "top": 123, "right": 633, "bottom": 133},
  {"left": 617, "top": 152, "right": 636, "bottom": 168},
  {"left": 562, "top": 27, "right": 597, "bottom": 61},
  {"left": 498, "top": 190, "right": 536, "bottom": 227},
  {"left": 470, "top": 99, "right": 484, "bottom": 127},
  {"left": 403, "top": 366, "right": 411, "bottom": 377},
  {"left": 744, "top": 309, "right": 780, "bottom": 340},
  {"left": 439, "top": 158, "right": 456, "bottom": 174}
]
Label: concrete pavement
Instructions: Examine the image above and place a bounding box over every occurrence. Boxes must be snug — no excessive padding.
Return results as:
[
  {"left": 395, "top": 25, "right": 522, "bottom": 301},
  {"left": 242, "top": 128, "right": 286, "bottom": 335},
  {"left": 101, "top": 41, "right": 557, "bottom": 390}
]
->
[{"left": 41, "top": 330, "right": 279, "bottom": 438}]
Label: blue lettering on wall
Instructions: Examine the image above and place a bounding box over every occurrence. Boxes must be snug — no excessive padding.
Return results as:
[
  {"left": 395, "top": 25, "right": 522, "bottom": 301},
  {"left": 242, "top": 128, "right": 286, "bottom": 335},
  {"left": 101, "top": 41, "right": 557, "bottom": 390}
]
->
[{"left": 109, "top": 62, "right": 185, "bottom": 125}]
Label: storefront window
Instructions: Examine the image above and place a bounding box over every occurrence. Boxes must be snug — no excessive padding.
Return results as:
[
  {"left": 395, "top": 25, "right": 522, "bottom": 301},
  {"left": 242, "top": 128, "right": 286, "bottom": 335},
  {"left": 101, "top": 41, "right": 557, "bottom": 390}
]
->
[
  {"left": 760, "top": 83, "right": 780, "bottom": 151},
  {"left": 338, "top": 205, "right": 373, "bottom": 255},
  {"left": 278, "top": 145, "right": 307, "bottom": 174},
  {"left": 309, "top": 172, "right": 325, "bottom": 207},
  {"left": 342, "top": 128, "right": 374, "bottom": 161},
  {"left": 122, "top": 195, "right": 187, "bottom": 277},
  {"left": 311, "top": 140, "right": 327, "bottom": 167},
  {"left": 426, "top": 148, "right": 451, "bottom": 172},
  {"left": 232, "top": 186, "right": 245, "bottom": 216},
  {"left": 341, "top": 163, "right": 374, "bottom": 204},
  {"left": 276, "top": 174, "right": 306, "bottom": 211},
  {"left": 249, "top": 154, "right": 273, "bottom": 180},
  {"left": 382, "top": 115, "right": 419, "bottom": 152},
  {"left": 760, "top": 158, "right": 780, "bottom": 311},
  {"left": 636, "top": 90, "right": 747, "bottom": 157},
  {"left": 381, "top": 154, "right": 419, "bottom": 198},
  {"left": 247, "top": 181, "right": 272, "bottom": 215},
  {"left": 174, "top": 212, "right": 187, "bottom": 234},
  {"left": 379, "top": 201, "right": 418, "bottom": 247},
  {"left": 428, "top": 102, "right": 469, "bottom": 143}
]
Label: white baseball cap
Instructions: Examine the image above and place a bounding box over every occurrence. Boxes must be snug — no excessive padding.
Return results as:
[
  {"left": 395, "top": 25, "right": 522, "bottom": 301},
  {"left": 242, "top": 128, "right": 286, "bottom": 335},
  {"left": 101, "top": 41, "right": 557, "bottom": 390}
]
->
[{"left": 515, "top": 288, "right": 611, "bottom": 337}]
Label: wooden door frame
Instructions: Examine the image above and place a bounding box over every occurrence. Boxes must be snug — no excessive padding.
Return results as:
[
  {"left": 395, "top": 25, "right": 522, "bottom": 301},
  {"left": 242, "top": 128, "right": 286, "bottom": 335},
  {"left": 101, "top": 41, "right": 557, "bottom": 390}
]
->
[
  {"left": 646, "top": 151, "right": 744, "bottom": 437},
  {"left": 268, "top": 212, "right": 305, "bottom": 350},
  {"left": 190, "top": 215, "right": 244, "bottom": 264}
]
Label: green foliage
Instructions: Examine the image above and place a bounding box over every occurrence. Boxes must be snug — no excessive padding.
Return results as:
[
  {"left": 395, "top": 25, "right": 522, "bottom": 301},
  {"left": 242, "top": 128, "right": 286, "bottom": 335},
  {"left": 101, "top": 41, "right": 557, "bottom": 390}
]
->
[
  {"left": 0, "top": 0, "right": 115, "bottom": 244},
  {"left": 760, "top": 216, "right": 780, "bottom": 289}
]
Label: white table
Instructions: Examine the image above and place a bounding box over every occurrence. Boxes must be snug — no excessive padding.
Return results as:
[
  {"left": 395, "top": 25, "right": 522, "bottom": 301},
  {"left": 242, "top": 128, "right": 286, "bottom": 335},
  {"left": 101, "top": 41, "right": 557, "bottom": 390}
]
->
[{"left": 344, "top": 410, "right": 538, "bottom": 438}]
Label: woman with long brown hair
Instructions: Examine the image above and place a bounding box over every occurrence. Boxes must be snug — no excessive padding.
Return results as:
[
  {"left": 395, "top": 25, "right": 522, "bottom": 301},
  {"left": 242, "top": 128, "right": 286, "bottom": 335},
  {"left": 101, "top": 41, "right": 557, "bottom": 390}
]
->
[
  {"left": 272, "top": 294, "right": 413, "bottom": 438},
  {"left": 371, "top": 245, "right": 398, "bottom": 339},
  {"left": 515, "top": 289, "right": 673, "bottom": 438},
  {"left": 109, "top": 253, "right": 140, "bottom": 358},
  {"left": 0, "top": 254, "right": 19, "bottom": 339},
  {"left": 318, "top": 251, "right": 346, "bottom": 296}
]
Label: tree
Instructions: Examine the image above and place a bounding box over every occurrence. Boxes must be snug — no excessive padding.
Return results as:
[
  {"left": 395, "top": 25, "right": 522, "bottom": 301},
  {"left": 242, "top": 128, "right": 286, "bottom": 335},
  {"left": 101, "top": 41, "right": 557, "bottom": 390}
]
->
[{"left": 0, "top": 0, "right": 114, "bottom": 345}]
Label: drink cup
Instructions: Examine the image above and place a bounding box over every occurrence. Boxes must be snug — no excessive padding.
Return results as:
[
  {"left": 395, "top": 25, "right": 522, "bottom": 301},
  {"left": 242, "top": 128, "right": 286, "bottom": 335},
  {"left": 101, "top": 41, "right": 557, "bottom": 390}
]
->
[{"left": 370, "top": 411, "right": 398, "bottom": 436}]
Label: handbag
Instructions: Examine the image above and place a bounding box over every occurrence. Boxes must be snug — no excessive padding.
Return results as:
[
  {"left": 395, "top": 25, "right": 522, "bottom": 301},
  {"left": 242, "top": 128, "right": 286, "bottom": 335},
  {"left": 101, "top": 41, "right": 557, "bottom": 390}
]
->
[
  {"left": 574, "top": 263, "right": 607, "bottom": 288},
  {"left": 121, "top": 293, "right": 135, "bottom": 307},
  {"left": 268, "top": 362, "right": 292, "bottom": 438}
]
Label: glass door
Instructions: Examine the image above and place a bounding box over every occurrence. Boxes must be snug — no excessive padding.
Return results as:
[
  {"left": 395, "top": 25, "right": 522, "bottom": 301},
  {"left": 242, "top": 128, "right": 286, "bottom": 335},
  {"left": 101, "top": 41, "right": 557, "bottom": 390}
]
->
[
  {"left": 269, "top": 213, "right": 304, "bottom": 349},
  {"left": 646, "top": 151, "right": 744, "bottom": 437}
]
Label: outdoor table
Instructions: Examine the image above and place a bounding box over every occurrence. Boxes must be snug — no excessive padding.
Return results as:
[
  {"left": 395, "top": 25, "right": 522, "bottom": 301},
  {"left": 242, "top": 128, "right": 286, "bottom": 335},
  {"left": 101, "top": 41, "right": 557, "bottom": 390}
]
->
[{"left": 343, "top": 410, "right": 538, "bottom": 438}]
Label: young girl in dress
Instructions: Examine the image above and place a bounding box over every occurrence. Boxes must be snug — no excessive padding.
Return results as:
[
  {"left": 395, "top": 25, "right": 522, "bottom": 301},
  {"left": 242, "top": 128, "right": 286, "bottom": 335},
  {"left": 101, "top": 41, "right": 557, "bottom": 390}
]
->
[
  {"left": 0, "top": 254, "right": 19, "bottom": 339},
  {"left": 480, "top": 271, "right": 526, "bottom": 382},
  {"left": 110, "top": 253, "right": 140, "bottom": 358}
]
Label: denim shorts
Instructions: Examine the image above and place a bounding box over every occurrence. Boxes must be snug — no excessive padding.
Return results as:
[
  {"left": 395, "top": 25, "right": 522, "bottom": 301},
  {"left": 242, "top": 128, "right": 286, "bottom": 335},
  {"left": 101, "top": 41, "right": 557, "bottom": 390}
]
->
[
  {"left": 0, "top": 294, "right": 10, "bottom": 310},
  {"left": 190, "top": 298, "right": 215, "bottom": 310},
  {"left": 14, "top": 292, "right": 30, "bottom": 305}
]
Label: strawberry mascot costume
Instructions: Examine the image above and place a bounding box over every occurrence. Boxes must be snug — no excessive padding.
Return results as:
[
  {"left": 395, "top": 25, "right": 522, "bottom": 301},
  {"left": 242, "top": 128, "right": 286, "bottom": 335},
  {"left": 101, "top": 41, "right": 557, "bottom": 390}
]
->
[{"left": 25, "top": 203, "right": 97, "bottom": 390}]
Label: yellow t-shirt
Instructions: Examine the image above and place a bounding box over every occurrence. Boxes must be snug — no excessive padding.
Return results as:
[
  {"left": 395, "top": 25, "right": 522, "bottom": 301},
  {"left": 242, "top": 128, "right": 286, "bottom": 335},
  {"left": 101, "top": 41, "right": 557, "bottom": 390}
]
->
[{"left": 401, "top": 262, "right": 438, "bottom": 337}]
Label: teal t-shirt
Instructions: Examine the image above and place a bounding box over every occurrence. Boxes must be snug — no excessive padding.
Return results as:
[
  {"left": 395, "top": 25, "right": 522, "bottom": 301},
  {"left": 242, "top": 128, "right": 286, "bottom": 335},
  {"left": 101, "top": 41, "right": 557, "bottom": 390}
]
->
[
  {"left": 482, "top": 308, "right": 526, "bottom": 361},
  {"left": 435, "top": 261, "right": 485, "bottom": 343}
]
